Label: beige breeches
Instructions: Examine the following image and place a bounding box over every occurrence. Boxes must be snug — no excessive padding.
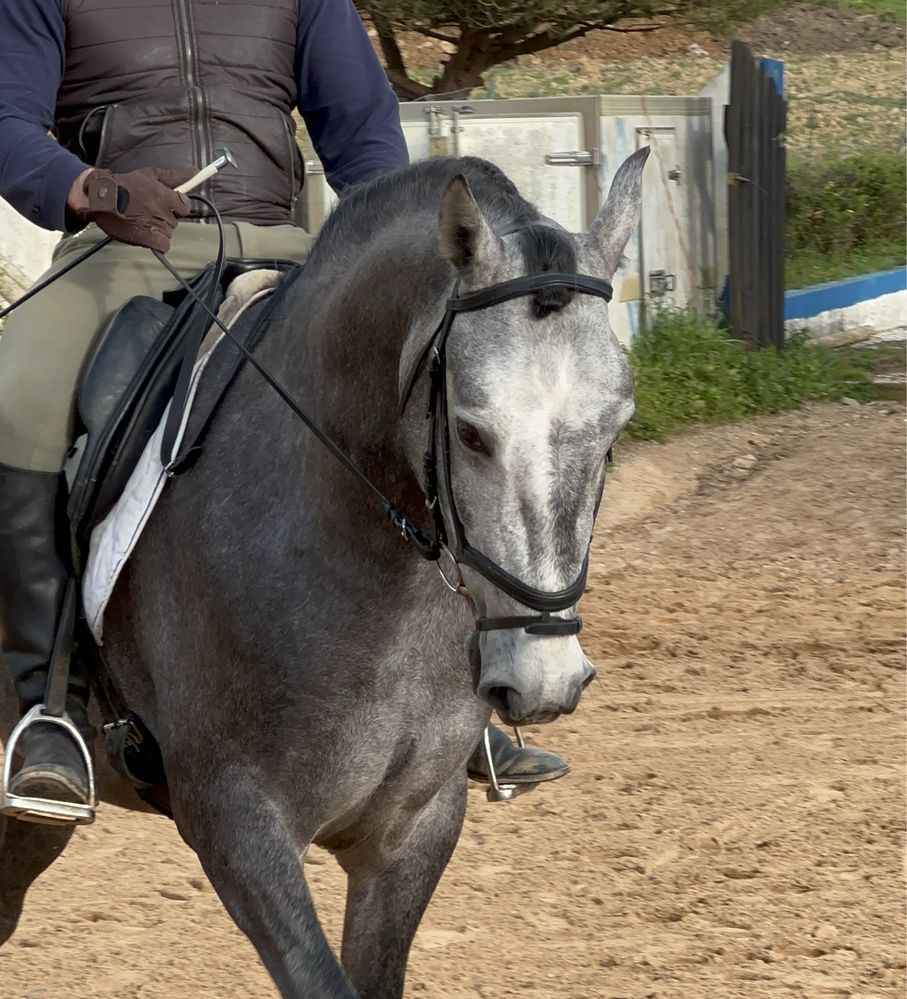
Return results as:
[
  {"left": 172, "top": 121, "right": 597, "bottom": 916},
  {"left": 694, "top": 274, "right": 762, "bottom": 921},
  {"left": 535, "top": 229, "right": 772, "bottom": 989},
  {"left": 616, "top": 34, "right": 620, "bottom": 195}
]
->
[{"left": 0, "top": 220, "right": 312, "bottom": 472}]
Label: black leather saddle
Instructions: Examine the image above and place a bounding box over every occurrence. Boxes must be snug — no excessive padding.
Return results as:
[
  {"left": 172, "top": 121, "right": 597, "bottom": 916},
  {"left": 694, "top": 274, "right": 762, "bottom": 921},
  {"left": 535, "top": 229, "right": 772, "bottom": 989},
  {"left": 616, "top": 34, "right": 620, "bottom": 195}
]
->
[{"left": 66, "top": 257, "right": 300, "bottom": 571}]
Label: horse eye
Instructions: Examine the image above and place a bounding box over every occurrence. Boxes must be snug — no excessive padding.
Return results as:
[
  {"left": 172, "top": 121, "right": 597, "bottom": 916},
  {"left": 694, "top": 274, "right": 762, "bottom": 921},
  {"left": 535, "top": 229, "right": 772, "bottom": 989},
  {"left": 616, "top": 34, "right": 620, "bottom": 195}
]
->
[{"left": 456, "top": 419, "right": 486, "bottom": 453}]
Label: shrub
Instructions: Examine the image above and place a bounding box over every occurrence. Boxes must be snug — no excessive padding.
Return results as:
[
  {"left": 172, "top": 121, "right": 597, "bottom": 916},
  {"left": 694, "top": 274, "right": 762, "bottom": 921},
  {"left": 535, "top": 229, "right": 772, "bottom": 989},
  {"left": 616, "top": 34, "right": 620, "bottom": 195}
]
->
[
  {"left": 627, "top": 307, "right": 874, "bottom": 440},
  {"left": 786, "top": 151, "right": 906, "bottom": 283}
]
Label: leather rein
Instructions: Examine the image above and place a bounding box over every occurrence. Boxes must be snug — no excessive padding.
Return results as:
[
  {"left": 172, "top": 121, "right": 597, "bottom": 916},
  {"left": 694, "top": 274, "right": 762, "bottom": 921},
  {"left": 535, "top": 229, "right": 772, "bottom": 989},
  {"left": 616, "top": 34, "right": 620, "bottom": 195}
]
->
[
  {"left": 2, "top": 195, "right": 614, "bottom": 638},
  {"left": 159, "top": 207, "right": 616, "bottom": 637}
]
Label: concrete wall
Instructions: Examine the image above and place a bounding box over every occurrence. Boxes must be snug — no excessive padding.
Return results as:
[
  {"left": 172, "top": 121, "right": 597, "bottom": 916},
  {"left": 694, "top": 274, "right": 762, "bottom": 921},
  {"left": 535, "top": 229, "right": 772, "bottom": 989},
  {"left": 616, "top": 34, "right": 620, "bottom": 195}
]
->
[{"left": 784, "top": 268, "right": 907, "bottom": 343}]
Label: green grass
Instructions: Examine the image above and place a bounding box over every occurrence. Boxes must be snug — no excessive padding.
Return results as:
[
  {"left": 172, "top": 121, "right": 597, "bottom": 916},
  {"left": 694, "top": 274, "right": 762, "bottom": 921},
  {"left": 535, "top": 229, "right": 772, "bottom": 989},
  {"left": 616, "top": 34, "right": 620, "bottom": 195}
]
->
[
  {"left": 626, "top": 307, "right": 876, "bottom": 441},
  {"left": 826, "top": 0, "right": 906, "bottom": 18},
  {"left": 786, "top": 149, "right": 906, "bottom": 288},
  {"left": 786, "top": 241, "right": 905, "bottom": 288}
]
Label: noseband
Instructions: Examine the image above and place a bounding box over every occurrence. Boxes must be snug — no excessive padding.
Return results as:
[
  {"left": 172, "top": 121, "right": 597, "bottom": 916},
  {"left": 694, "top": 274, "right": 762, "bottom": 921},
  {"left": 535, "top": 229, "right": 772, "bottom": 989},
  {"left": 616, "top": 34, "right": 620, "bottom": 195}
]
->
[{"left": 400, "top": 270, "right": 614, "bottom": 638}]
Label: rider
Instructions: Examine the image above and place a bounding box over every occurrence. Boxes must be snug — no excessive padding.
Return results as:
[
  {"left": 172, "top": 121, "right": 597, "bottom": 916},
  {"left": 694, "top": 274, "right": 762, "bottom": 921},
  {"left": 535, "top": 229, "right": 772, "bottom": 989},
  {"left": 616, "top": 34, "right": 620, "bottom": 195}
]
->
[{"left": 0, "top": 0, "right": 570, "bottom": 822}]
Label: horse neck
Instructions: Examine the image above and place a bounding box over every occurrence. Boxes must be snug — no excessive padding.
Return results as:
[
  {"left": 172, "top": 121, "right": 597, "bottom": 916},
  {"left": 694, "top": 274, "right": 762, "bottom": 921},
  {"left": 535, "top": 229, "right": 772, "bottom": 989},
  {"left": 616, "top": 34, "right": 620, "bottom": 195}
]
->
[{"left": 253, "top": 216, "right": 450, "bottom": 561}]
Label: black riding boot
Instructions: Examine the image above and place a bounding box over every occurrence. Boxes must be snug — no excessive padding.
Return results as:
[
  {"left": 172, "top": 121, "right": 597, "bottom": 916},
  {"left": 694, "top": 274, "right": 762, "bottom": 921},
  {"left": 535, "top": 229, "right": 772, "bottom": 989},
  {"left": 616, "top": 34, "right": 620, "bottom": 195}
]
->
[
  {"left": 0, "top": 462, "right": 94, "bottom": 814},
  {"left": 467, "top": 723, "right": 570, "bottom": 785}
]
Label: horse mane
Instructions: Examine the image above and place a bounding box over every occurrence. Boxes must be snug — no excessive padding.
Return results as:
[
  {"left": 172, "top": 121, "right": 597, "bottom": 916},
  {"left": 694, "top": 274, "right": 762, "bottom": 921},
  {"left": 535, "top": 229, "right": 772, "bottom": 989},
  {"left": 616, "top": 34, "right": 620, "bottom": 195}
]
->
[{"left": 308, "top": 156, "right": 577, "bottom": 316}]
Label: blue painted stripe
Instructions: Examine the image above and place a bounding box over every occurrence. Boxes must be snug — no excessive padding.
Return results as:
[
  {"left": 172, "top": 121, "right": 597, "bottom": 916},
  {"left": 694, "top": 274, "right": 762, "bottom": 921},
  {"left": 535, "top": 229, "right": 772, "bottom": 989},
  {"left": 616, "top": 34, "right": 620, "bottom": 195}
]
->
[
  {"left": 784, "top": 267, "right": 907, "bottom": 320},
  {"left": 626, "top": 300, "right": 638, "bottom": 340},
  {"left": 759, "top": 57, "right": 784, "bottom": 96}
]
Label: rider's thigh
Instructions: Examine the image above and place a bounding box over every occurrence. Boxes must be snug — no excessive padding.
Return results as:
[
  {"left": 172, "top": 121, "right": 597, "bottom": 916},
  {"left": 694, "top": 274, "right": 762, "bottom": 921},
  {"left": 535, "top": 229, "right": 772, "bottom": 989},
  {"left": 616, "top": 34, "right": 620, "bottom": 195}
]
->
[
  {"left": 231, "top": 221, "right": 314, "bottom": 264},
  {"left": 0, "top": 222, "right": 244, "bottom": 473}
]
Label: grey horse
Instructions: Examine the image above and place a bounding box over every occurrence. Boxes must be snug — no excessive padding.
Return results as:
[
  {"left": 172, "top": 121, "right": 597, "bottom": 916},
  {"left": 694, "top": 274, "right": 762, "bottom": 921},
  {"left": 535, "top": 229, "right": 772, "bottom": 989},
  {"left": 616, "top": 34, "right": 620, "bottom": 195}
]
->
[{"left": 0, "top": 147, "right": 648, "bottom": 997}]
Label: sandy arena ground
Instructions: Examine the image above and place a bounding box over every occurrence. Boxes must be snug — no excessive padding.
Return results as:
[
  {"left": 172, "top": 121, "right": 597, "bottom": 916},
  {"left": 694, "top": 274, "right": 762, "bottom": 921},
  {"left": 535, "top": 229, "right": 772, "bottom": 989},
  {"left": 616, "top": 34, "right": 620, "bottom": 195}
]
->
[{"left": 2, "top": 400, "right": 904, "bottom": 999}]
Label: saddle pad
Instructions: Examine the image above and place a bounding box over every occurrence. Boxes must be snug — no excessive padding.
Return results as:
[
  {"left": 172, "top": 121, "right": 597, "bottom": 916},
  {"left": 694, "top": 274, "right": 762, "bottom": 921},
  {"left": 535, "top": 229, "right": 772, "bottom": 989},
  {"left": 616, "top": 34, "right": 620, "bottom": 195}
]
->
[{"left": 82, "top": 271, "right": 280, "bottom": 642}]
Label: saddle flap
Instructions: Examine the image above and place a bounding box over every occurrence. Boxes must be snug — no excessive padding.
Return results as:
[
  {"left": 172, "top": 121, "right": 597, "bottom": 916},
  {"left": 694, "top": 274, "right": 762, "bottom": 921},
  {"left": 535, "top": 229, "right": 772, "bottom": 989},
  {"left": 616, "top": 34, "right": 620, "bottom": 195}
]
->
[
  {"left": 67, "top": 270, "right": 221, "bottom": 556},
  {"left": 67, "top": 259, "right": 300, "bottom": 571},
  {"left": 76, "top": 296, "right": 175, "bottom": 440}
]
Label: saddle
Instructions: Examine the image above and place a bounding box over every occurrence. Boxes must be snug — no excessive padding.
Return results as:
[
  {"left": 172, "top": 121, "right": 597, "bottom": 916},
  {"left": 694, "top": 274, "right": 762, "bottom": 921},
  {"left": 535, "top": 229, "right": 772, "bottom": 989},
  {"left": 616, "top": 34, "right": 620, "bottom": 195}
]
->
[
  {"left": 67, "top": 258, "right": 298, "bottom": 563},
  {"left": 62, "top": 257, "right": 300, "bottom": 810}
]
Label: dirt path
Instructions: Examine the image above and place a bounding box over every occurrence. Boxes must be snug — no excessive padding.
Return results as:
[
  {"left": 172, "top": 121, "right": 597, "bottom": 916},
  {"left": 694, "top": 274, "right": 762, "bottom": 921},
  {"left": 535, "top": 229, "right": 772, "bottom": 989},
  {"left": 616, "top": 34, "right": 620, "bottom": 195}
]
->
[{"left": 4, "top": 401, "right": 904, "bottom": 999}]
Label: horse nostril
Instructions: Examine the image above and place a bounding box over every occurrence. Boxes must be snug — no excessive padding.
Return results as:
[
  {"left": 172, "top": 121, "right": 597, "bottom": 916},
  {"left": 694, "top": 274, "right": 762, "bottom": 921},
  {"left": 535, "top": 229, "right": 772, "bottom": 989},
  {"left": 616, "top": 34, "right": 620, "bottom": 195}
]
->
[
  {"left": 582, "top": 669, "right": 596, "bottom": 690},
  {"left": 563, "top": 684, "right": 584, "bottom": 714}
]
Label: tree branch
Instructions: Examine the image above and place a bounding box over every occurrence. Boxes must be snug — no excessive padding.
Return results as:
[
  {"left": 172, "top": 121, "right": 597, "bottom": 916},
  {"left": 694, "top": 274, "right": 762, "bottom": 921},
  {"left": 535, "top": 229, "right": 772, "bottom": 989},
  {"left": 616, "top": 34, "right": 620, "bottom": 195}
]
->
[
  {"left": 370, "top": 13, "right": 434, "bottom": 98},
  {"left": 489, "top": 23, "right": 602, "bottom": 62},
  {"left": 359, "top": 0, "right": 765, "bottom": 97},
  {"left": 419, "top": 28, "right": 459, "bottom": 43},
  {"left": 371, "top": 13, "right": 409, "bottom": 78},
  {"left": 597, "top": 23, "right": 667, "bottom": 33}
]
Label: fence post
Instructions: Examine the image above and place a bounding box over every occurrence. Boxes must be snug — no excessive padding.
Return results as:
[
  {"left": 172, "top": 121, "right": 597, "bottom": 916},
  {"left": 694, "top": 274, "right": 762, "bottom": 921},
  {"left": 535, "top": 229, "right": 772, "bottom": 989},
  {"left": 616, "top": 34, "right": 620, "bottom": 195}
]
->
[{"left": 725, "top": 41, "right": 787, "bottom": 348}]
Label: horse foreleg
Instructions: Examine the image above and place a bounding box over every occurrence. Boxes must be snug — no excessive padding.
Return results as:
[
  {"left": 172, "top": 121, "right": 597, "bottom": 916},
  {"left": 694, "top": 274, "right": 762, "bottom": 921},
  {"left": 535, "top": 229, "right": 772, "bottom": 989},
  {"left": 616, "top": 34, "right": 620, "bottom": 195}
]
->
[
  {"left": 171, "top": 778, "right": 355, "bottom": 999},
  {"left": 337, "top": 774, "right": 468, "bottom": 999},
  {"left": 0, "top": 817, "right": 73, "bottom": 945}
]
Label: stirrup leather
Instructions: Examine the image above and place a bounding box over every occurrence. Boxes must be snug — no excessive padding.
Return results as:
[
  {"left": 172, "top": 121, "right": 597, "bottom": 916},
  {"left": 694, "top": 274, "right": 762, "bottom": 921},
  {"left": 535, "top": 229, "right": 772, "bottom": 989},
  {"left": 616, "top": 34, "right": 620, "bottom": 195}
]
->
[
  {"left": 482, "top": 726, "right": 539, "bottom": 803},
  {"left": 1, "top": 705, "right": 97, "bottom": 825}
]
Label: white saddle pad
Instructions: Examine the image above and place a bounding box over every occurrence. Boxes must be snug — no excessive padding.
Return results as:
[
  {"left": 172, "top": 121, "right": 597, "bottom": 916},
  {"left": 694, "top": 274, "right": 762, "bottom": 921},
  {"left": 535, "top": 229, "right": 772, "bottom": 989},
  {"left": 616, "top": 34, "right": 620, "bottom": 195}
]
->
[{"left": 82, "top": 270, "right": 280, "bottom": 642}]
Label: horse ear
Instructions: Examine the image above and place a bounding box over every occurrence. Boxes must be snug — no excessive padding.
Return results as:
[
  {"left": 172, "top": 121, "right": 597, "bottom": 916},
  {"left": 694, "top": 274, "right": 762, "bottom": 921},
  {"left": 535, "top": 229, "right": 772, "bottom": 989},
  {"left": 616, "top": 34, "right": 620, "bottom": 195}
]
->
[
  {"left": 439, "top": 175, "right": 502, "bottom": 283},
  {"left": 590, "top": 147, "right": 650, "bottom": 275}
]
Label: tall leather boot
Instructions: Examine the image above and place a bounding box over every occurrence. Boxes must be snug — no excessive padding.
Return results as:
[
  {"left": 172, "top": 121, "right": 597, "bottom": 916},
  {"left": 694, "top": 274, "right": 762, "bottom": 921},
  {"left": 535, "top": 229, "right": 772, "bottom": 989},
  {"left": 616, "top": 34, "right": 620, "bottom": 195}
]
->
[
  {"left": 468, "top": 723, "right": 570, "bottom": 785},
  {"left": 0, "top": 462, "right": 94, "bottom": 814}
]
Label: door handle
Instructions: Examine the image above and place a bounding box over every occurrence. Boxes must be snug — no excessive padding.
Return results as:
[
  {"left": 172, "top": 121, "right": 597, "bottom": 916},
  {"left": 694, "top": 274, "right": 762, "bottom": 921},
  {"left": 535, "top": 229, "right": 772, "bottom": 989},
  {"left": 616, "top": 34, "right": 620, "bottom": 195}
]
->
[{"left": 544, "top": 150, "right": 597, "bottom": 167}]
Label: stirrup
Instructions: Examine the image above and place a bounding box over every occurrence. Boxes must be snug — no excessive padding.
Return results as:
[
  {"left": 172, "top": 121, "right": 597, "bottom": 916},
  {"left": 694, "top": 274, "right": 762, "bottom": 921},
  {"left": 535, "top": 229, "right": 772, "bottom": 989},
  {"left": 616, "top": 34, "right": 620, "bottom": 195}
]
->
[
  {"left": 1, "top": 705, "right": 97, "bottom": 825},
  {"left": 482, "top": 726, "right": 539, "bottom": 803}
]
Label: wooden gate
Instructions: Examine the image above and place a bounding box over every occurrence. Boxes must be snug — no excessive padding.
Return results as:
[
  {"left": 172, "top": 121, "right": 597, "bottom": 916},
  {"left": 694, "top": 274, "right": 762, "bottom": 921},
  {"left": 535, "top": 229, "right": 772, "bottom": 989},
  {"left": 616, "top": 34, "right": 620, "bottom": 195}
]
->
[{"left": 725, "top": 40, "right": 787, "bottom": 349}]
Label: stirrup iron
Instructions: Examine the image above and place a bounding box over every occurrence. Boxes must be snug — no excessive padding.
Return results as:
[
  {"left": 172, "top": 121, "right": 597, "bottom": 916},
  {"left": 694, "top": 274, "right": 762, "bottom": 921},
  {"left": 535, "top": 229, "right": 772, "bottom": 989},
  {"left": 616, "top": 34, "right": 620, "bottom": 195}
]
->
[
  {"left": 482, "top": 725, "right": 538, "bottom": 803},
  {"left": 1, "top": 705, "right": 97, "bottom": 825}
]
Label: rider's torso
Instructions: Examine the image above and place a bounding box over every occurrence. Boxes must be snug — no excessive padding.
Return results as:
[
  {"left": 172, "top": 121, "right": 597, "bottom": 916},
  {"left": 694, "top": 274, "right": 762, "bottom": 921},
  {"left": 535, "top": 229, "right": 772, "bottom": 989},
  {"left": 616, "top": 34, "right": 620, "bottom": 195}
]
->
[{"left": 56, "top": 0, "right": 302, "bottom": 225}]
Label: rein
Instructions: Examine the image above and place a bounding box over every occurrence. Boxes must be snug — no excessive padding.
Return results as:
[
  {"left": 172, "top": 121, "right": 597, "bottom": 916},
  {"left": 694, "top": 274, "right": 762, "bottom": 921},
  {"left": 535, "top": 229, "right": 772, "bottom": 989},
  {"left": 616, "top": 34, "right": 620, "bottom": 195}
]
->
[{"left": 3, "top": 197, "right": 614, "bottom": 637}]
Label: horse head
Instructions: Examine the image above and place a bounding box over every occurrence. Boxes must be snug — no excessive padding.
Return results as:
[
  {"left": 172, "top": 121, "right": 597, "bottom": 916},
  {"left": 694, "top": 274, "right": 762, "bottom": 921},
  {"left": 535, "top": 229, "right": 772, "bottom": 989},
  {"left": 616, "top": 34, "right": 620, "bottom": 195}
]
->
[{"left": 401, "top": 148, "right": 649, "bottom": 727}]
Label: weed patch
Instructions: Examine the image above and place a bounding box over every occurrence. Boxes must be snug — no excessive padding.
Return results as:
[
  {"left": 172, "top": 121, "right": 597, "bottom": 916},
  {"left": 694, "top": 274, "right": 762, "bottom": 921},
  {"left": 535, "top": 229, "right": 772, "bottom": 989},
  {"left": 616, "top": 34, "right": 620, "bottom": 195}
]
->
[
  {"left": 825, "top": 0, "right": 906, "bottom": 19},
  {"left": 786, "top": 149, "right": 906, "bottom": 286},
  {"left": 627, "top": 308, "right": 874, "bottom": 440}
]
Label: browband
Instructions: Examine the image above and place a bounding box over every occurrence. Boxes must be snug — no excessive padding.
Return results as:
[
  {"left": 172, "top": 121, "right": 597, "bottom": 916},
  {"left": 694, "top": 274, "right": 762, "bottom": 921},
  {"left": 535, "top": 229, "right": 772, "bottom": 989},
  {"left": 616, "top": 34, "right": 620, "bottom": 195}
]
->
[{"left": 448, "top": 273, "right": 613, "bottom": 312}]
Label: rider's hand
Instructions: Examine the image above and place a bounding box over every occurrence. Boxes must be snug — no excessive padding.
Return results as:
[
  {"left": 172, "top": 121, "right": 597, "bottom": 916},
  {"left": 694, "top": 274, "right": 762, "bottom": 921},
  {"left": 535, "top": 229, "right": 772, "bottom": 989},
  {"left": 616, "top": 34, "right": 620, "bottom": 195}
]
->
[{"left": 76, "top": 167, "right": 194, "bottom": 253}]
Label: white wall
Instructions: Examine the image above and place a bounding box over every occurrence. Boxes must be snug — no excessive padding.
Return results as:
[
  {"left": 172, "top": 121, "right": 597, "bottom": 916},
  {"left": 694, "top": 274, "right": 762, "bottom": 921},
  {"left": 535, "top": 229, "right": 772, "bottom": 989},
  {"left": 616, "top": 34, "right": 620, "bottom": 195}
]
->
[
  {"left": 785, "top": 290, "right": 907, "bottom": 343},
  {"left": 0, "top": 196, "right": 58, "bottom": 289}
]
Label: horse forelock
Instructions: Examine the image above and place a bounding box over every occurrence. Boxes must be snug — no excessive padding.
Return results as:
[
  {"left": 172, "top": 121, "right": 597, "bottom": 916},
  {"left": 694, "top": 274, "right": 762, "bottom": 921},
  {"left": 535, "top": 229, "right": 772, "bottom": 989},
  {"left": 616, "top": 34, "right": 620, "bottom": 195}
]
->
[{"left": 514, "top": 224, "right": 578, "bottom": 318}]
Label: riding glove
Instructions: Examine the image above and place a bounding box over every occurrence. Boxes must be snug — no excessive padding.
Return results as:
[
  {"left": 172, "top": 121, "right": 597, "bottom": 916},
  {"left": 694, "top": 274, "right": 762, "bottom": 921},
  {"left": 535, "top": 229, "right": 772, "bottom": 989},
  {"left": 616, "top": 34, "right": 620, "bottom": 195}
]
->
[{"left": 77, "top": 167, "right": 194, "bottom": 253}]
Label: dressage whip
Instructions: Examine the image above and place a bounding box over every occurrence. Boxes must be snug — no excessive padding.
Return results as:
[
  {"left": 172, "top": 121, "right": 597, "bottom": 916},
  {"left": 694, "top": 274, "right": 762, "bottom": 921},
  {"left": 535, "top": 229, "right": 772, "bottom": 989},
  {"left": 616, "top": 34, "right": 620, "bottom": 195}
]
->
[
  {"left": 3, "top": 156, "right": 614, "bottom": 612},
  {"left": 0, "top": 149, "right": 237, "bottom": 324}
]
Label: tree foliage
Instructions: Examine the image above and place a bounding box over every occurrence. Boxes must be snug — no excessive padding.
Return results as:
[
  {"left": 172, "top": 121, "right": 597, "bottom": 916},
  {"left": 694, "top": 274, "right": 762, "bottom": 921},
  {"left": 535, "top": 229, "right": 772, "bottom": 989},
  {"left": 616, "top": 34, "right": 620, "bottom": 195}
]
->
[{"left": 357, "top": 0, "right": 784, "bottom": 98}]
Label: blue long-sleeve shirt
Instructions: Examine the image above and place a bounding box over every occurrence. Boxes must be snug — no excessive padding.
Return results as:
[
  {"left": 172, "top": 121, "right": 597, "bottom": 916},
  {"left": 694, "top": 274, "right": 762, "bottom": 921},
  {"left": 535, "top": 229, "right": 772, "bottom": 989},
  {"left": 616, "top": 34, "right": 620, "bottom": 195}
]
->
[{"left": 0, "top": 0, "right": 408, "bottom": 232}]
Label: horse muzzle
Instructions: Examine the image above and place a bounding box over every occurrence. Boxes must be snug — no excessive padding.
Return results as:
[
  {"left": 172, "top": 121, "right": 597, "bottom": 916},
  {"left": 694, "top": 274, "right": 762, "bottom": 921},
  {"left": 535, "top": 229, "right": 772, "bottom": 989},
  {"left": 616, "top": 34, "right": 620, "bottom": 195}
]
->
[{"left": 475, "top": 632, "right": 596, "bottom": 726}]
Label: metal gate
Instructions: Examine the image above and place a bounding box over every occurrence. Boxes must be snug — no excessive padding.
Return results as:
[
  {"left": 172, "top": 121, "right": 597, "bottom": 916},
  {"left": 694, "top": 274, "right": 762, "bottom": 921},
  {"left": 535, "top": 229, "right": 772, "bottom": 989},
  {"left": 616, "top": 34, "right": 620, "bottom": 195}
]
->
[{"left": 725, "top": 40, "right": 787, "bottom": 349}]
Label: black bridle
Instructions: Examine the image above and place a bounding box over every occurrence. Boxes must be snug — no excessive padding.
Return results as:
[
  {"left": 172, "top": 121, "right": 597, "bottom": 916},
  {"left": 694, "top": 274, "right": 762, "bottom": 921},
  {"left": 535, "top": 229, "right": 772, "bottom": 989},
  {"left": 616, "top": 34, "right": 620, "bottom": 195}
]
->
[{"left": 401, "top": 271, "right": 614, "bottom": 638}]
